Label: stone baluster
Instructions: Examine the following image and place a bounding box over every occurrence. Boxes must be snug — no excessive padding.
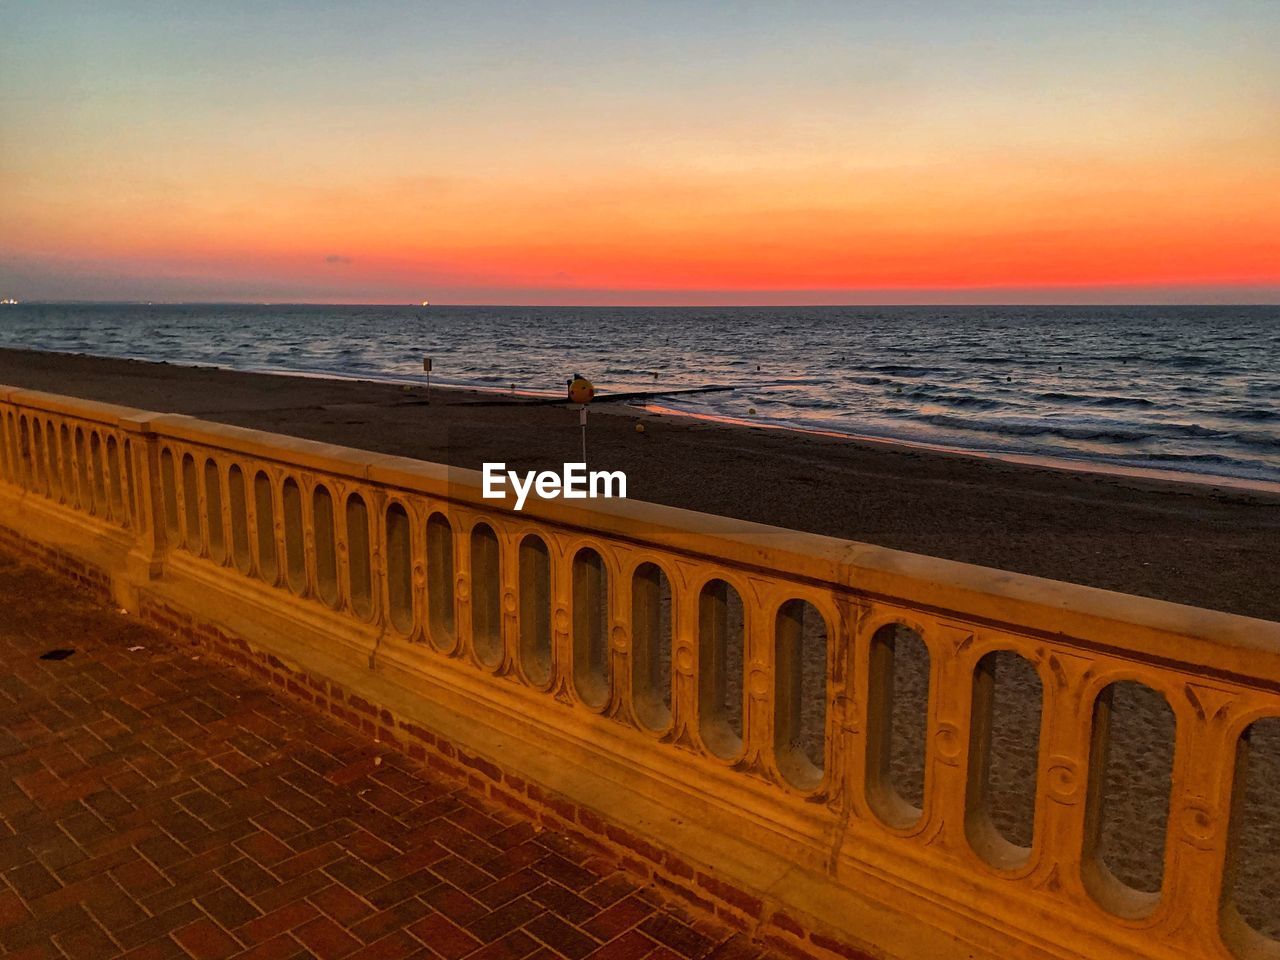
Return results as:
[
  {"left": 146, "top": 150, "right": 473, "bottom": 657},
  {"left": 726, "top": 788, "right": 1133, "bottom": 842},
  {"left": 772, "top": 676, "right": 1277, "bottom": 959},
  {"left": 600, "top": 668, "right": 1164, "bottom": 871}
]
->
[
  {"left": 742, "top": 578, "right": 777, "bottom": 778},
  {"left": 606, "top": 553, "right": 634, "bottom": 723},
  {"left": 919, "top": 622, "right": 974, "bottom": 856},
  {"left": 1031, "top": 651, "right": 1100, "bottom": 908},
  {"left": 453, "top": 514, "right": 475, "bottom": 662},
  {"left": 1159, "top": 682, "right": 1244, "bottom": 957}
]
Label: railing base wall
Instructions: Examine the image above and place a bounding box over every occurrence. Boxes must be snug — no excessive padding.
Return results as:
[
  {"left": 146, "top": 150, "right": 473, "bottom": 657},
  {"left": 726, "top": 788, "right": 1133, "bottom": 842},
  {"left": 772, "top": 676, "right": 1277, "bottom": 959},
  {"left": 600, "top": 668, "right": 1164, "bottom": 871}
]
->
[
  {"left": 0, "top": 517, "right": 115, "bottom": 605},
  {"left": 0, "top": 487, "right": 1133, "bottom": 960}
]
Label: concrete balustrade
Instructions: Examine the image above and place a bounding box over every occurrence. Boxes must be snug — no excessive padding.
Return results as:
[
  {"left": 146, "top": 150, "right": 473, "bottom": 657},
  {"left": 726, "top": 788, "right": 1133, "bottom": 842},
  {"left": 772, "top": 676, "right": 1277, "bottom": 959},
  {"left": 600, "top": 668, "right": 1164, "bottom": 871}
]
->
[{"left": 2, "top": 384, "right": 1279, "bottom": 960}]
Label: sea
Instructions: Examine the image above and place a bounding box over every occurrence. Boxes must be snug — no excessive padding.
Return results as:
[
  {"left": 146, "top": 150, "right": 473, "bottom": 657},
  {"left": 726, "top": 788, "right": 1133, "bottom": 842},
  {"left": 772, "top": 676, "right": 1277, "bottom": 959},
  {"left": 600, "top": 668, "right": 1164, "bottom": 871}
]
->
[{"left": 1, "top": 303, "right": 1277, "bottom": 485}]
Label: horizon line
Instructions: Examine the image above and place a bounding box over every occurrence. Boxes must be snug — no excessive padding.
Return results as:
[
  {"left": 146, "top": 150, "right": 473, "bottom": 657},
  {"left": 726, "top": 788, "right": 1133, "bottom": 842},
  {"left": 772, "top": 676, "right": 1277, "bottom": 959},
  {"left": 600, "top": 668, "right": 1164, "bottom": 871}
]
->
[{"left": 8, "top": 299, "right": 1279, "bottom": 309}]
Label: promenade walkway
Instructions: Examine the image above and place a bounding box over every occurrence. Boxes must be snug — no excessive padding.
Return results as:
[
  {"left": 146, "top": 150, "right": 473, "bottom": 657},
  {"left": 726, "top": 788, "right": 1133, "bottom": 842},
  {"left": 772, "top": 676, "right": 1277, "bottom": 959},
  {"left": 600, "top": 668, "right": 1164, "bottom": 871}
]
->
[{"left": 0, "top": 552, "right": 771, "bottom": 960}]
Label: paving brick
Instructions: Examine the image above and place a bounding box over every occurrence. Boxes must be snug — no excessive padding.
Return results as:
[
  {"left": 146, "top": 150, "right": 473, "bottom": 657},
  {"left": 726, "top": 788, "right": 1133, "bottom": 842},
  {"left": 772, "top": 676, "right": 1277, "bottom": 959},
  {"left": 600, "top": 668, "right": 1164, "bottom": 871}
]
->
[
  {"left": 115, "top": 902, "right": 204, "bottom": 951},
  {"left": 485, "top": 843, "right": 549, "bottom": 880},
  {"left": 119, "top": 937, "right": 188, "bottom": 959},
  {"left": 84, "top": 877, "right": 151, "bottom": 932},
  {"left": 253, "top": 868, "right": 333, "bottom": 914},
  {"left": 0, "top": 888, "right": 33, "bottom": 928},
  {"left": 583, "top": 895, "right": 653, "bottom": 942},
  {"left": 197, "top": 883, "right": 262, "bottom": 929},
  {"left": 469, "top": 929, "right": 542, "bottom": 960},
  {"left": 53, "top": 914, "right": 117, "bottom": 958},
  {"left": 273, "top": 840, "right": 346, "bottom": 881},
  {"left": 287, "top": 818, "right": 360, "bottom": 855},
  {"left": 426, "top": 851, "right": 494, "bottom": 891},
  {"left": 141, "top": 867, "right": 227, "bottom": 916},
  {"left": 534, "top": 855, "right": 597, "bottom": 893},
  {"left": 4, "top": 861, "right": 61, "bottom": 900},
  {"left": 1, "top": 903, "right": 85, "bottom": 952},
  {"left": 582, "top": 875, "right": 642, "bottom": 911},
  {"left": 111, "top": 854, "right": 172, "bottom": 897},
  {"left": 467, "top": 896, "right": 544, "bottom": 944},
  {"left": 638, "top": 915, "right": 714, "bottom": 960},
  {"left": 325, "top": 855, "right": 389, "bottom": 901},
  {"left": 349, "top": 928, "right": 427, "bottom": 960},
  {"left": 172, "top": 916, "right": 242, "bottom": 960},
  {"left": 406, "top": 911, "right": 483, "bottom": 959},
  {"left": 1, "top": 947, "right": 60, "bottom": 960},
  {"left": 586, "top": 930, "right": 661, "bottom": 960},
  {"left": 476, "top": 869, "right": 548, "bottom": 910},
  {"left": 235, "top": 830, "right": 296, "bottom": 868},
  {"left": 422, "top": 883, "right": 491, "bottom": 926},
  {"left": 218, "top": 855, "right": 279, "bottom": 898},
  {"left": 236, "top": 900, "right": 321, "bottom": 945},
  {"left": 524, "top": 912, "right": 601, "bottom": 960},
  {"left": 343, "top": 896, "right": 429, "bottom": 943},
  {"left": 310, "top": 882, "right": 377, "bottom": 925},
  {"left": 436, "top": 831, "right": 504, "bottom": 871},
  {"left": 344, "top": 828, "right": 403, "bottom": 865},
  {"left": 382, "top": 840, "right": 450, "bottom": 880},
  {"left": 236, "top": 933, "right": 309, "bottom": 960},
  {"left": 293, "top": 914, "right": 364, "bottom": 958},
  {"left": 365, "top": 869, "right": 438, "bottom": 910}
]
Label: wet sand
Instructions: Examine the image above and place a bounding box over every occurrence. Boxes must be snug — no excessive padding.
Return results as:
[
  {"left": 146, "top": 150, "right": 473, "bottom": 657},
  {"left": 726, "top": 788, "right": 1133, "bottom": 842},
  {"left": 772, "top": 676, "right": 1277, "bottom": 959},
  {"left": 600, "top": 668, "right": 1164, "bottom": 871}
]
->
[{"left": 1, "top": 347, "right": 1277, "bottom": 621}]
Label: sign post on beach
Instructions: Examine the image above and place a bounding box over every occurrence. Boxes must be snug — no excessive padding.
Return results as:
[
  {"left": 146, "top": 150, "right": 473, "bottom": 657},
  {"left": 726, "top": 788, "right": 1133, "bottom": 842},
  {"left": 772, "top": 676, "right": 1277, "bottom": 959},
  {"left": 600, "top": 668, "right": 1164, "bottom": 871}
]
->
[
  {"left": 567, "top": 374, "right": 595, "bottom": 464},
  {"left": 422, "top": 356, "right": 432, "bottom": 402}
]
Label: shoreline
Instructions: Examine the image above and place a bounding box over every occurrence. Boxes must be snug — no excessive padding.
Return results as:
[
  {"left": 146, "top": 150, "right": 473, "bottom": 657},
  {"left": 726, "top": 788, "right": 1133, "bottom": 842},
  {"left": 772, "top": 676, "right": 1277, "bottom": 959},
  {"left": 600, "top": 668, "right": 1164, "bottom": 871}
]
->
[
  {"left": 1, "top": 346, "right": 1277, "bottom": 621},
  {"left": 6, "top": 337, "right": 1277, "bottom": 493}
]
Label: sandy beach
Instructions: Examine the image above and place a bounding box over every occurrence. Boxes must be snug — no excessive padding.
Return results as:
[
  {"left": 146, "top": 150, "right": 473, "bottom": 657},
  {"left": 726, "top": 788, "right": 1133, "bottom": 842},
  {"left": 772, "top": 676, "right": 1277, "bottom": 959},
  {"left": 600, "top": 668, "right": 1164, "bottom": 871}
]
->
[{"left": 1, "top": 347, "right": 1277, "bottom": 621}]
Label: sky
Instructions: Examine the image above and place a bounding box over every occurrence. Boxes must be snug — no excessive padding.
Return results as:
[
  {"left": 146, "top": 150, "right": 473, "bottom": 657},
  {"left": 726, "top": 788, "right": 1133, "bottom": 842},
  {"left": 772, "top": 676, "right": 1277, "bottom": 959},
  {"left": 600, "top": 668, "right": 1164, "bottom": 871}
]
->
[{"left": 1, "top": 0, "right": 1278, "bottom": 305}]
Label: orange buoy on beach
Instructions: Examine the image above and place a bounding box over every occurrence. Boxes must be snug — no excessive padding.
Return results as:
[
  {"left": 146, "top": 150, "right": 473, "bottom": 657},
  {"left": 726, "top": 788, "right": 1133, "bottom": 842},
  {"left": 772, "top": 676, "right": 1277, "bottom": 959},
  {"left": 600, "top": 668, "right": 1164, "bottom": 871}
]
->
[
  {"left": 565, "top": 374, "right": 596, "bottom": 463},
  {"left": 568, "top": 375, "right": 595, "bottom": 405}
]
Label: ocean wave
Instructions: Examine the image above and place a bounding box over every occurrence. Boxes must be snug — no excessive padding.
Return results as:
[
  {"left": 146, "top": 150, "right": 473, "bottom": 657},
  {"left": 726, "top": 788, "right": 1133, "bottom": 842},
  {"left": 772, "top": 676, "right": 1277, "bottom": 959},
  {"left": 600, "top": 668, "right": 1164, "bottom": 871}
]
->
[
  {"left": 1147, "top": 452, "right": 1237, "bottom": 463},
  {"left": 933, "top": 395, "right": 1004, "bottom": 411},
  {"left": 908, "top": 412, "right": 1278, "bottom": 450},
  {"left": 1155, "top": 355, "right": 1216, "bottom": 369},
  {"left": 790, "top": 398, "right": 846, "bottom": 411},
  {"left": 893, "top": 388, "right": 1006, "bottom": 411},
  {"left": 1036, "top": 392, "right": 1156, "bottom": 408},
  {"left": 914, "top": 414, "right": 1152, "bottom": 445},
  {"left": 864, "top": 364, "right": 945, "bottom": 377},
  {"left": 1219, "top": 430, "right": 1280, "bottom": 451},
  {"left": 1232, "top": 408, "right": 1280, "bottom": 422}
]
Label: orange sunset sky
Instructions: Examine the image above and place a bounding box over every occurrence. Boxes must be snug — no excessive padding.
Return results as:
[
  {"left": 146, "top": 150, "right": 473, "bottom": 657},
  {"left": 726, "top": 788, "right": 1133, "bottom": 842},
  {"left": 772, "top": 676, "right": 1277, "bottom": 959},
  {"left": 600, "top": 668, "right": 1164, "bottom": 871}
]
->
[{"left": 2, "top": 1, "right": 1278, "bottom": 304}]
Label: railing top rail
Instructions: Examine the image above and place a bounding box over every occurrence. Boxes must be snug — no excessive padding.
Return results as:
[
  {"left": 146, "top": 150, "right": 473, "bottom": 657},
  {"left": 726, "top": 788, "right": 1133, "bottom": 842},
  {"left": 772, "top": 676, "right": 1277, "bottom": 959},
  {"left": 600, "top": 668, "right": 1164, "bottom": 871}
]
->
[
  {"left": 0, "top": 385, "right": 146, "bottom": 428},
  {"left": 4, "top": 383, "right": 1279, "bottom": 687}
]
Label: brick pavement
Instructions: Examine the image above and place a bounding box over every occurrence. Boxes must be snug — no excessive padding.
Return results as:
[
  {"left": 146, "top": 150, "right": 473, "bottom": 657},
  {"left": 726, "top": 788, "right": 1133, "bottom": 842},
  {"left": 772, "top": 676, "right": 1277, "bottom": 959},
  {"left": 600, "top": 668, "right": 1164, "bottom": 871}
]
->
[{"left": 0, "top": 552, "right": 777, "bottom": 960}]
